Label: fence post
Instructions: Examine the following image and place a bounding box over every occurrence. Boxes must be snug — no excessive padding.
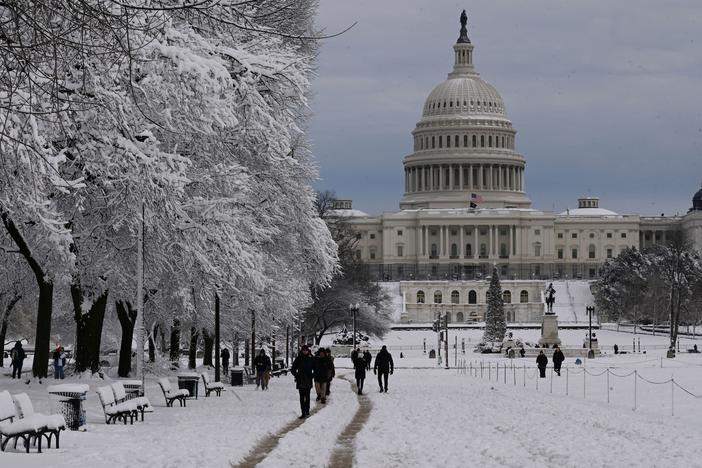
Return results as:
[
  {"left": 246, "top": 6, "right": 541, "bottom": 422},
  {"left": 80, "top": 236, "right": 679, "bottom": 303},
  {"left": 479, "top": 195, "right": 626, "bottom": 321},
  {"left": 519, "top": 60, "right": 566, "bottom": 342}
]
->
[
  {"left": 504, "top": 363, "right": 507, "bottom": 384},
  {"left": 566, "top": 367, "right": 569, "bottom": 396},
  {"left": 550, "top": 367, "right": 553, "bottom": 394},
  {"left": 488, "top": 362, "right": 491, "bottom": 381},
  {"left": 671, "top": 374, "right": 675, "bottom": 417},
  {"left": 481, "top": 361, "right": 483, "bottom": 379},
  {"left": 583, "top": 367, "right": 586, "bottom": 399},
  {"left": 634, "top": 370, "right": 637, "bottom": 411},
  {"left": 523, "top": 364, "right": 526, "bottom": 387},
  {"left": 513, "top": 364, "right": 516, "bottom": 386},
  {"left": 606, "top": 369, "right": 610, "bottom": 404}
]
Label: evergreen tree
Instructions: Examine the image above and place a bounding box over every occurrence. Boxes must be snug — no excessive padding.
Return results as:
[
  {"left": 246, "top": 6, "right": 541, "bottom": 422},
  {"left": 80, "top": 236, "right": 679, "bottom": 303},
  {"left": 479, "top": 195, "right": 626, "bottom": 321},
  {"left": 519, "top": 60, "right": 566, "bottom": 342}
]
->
[{"left": 483, "top": 267, "right": 506, "bottom": 343}]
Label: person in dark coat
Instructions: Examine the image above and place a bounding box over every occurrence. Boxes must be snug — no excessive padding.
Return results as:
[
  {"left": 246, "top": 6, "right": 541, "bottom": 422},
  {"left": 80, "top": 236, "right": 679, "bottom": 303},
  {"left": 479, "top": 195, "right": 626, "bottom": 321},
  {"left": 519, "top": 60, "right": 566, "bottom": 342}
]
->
[
  {"left": 363, "top": 350, "right": 372, "bottom": 371},
  {"left": 326, "top": 348, "right": 335, "bottom": 396},
  {"left": 313, "top": 348, "right": 332, "bottom": 403},
  {"left": 519, "top": 347, "right": 525, "bottom": 358},
  {"left": 373, "top": 345, "right": 394, "bottom": 392},
  {"left": 220, "top": 348, "right": 230, "bottom": 376},
  {"left": 253, "top": 349, "right": 272, "bottom": 390},
  {"left": 10, "top": 341, "right": 26, "bottom": 379},
  {"left": 291, "top": 345, "right": 314, "bottom": 418},
  {"left": 613, "top": 344, "right": 619, "bottom": 355},
  {"left": 353, "top": 352, "right": 367, "bottom": 395},
  {"left": 552, "top": 346, "right": 565, "bottom": 376},
  {"left": 536, "top": 350, "right": 548, "bottom": 378}
]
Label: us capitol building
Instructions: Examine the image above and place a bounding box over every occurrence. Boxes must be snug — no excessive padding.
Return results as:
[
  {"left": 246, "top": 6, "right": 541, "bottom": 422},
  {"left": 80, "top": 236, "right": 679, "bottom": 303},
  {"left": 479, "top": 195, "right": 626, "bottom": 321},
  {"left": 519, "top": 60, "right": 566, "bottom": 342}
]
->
[{"left": 335, "top": 12, "right": 702, "bottom": 321}]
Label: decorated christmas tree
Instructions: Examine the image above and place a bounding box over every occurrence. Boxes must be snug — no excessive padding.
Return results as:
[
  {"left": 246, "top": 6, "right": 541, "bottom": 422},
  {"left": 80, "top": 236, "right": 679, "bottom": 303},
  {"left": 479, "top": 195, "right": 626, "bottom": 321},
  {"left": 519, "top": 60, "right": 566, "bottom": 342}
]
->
[{"left": 483, "top": 266, "right": 506, "bottom": 343}]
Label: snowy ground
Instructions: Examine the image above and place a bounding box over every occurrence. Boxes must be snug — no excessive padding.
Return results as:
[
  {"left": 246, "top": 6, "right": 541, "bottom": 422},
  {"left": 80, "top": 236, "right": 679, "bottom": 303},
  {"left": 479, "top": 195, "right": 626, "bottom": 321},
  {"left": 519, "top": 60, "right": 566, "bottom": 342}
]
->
[{"left": 3, "top": 328, "right": 702, "bottom": 467}]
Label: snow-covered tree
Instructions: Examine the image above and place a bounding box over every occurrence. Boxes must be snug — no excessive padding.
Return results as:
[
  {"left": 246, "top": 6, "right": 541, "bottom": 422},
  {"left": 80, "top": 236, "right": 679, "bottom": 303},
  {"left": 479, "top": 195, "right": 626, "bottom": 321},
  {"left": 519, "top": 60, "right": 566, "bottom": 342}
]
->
[{"left": 483, "top": 267, "right": 506, "bottom": 343}]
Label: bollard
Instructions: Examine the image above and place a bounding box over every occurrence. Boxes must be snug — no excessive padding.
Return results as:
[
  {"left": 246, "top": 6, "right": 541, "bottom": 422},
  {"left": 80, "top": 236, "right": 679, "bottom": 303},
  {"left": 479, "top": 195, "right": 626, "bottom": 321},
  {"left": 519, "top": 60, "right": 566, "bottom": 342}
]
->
[
  {"left": 566, "top": 367, "right": 569, "bottom": 396},
  {"left": 488, "top": 362, "right": 491, "bottom": 380},
  {"left": 550, "top": 367, "right": 553, "bottom": 394},
  {"left": 671, "top": 374, "right": 675, "bottom": 417},
  {"left": 513, "top": 365, "right": 516, "bottom": 386},
  {"left": 606, "top": 369, "right": 610, "bottom": 404},
  {"left": 583, "top": 367, "right": 586, "bottom": 399},
  {"left": 523, "top": 364, "right": 526, "bottom": 387},
  {"left": 634, "top": 370, "right": 637, "bottom": 411},
  {"left": 481, "top": 361, "right": 484, "bottom": 379}
]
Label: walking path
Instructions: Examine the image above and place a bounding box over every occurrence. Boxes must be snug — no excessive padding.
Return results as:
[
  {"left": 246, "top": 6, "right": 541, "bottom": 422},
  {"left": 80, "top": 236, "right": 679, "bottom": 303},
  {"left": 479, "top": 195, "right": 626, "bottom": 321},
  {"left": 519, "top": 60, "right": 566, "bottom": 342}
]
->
[{"left": 328, "top": 377, "right": 374, "bottom": 468}]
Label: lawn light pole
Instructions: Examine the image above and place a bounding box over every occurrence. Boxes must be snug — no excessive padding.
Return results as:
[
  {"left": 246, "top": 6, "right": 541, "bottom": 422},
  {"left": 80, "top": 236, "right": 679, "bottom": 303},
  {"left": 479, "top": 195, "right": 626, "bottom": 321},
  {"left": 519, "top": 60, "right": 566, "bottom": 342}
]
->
[
  {"left": 586, "top": 306, "right": 595, "bottom": 350},
  {"left": 350, "top": 303, "right": 360, "bottom": 348}
]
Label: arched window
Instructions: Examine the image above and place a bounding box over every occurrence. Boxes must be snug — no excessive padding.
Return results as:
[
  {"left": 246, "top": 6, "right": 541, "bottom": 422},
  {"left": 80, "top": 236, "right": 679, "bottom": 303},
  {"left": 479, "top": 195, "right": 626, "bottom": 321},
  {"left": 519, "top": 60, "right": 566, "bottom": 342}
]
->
[
  {"left": 503, "top": 291, "right": 512, "bottom": 303},
  {"left": 472, "top": 135, "right": 477, "bottom": 147},
  {"left": 417, "top": 290, "right": 425, "bottom": 304},
  {"left": 500, "top": 243, "right": 508, "bottom": 258},
  {"left": 450, "top": 243, "right": 458, "bottom": 258},
  {"left": 481, "top": 135, "right": 485, "bottom": 147},
  {"left": 451, "top": 290, "right": 460, "bottom": 304},
  {"left": 468, "top": 290, "right": 477, "bottom": 304},
  {"left": 455, "top": 135, "right": 459, "bottom": 147},
  {"left": 466, "top": 243, "right": 472, "bottom": 257},
  {"left": 488, "top": 135, "right": 493, "bottom": 147},
  {"left": 588, "top": 244, "right": 596, "bottom": 259},
  {"left": 445, "top": 312, "right": 452, "bottom": 323},
  {"left": 520, "top": 290, "right": 529, "bottom": 303},
  {"left": 456, "top": 312, "right": 464, "bottom": 322},
  {"left": 431, "top": 244, "right": 438, "bottom": 258},
  {"left": 432, "top": 136, "right": 435, "bottom": 148},
  {"left": 480, "top": 243, "right": 487, "bottom": 257},
  {"left": 464, "top": 135, "right": 468, "bottom": 147},
  {"left": 434, "top": 291, "right": 443, "bottom": 304}
]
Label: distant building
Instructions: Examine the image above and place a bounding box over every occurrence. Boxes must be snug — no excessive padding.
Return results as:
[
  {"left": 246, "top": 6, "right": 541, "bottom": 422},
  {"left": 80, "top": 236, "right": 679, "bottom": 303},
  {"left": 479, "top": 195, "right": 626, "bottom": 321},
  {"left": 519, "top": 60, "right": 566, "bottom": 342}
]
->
[{"left": 337, "top": 13, "right": 702, "bottom": 282}]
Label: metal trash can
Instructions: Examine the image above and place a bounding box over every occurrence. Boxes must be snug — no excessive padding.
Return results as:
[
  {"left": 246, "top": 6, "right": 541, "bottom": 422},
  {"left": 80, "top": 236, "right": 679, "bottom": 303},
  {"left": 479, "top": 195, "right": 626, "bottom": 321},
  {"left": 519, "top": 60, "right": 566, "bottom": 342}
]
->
[
  {"left": 177, "top": 373, "right": 200, "bottom": 399},
  {"left": 230, "top": 369, "right": 244, "bottom": 386},
  {"left": 48, "top": 384, "right": 89, "bottom": 431}
]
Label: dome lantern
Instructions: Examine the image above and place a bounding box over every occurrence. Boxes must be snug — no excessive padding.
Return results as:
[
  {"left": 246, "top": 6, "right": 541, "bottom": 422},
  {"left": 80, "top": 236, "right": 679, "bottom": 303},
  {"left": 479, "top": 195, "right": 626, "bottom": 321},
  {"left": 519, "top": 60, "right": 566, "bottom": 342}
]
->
[{"left": 450, "top": 10, "right": 476, "bottom": 78}]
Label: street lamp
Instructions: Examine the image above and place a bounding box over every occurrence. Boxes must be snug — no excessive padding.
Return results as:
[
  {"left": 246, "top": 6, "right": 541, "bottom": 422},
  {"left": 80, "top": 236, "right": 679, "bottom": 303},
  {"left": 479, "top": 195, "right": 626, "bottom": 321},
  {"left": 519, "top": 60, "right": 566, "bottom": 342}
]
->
[
  {"left": 586, "top": 306, "right": 595, "bottom": 350},
  {"left": 349, "top": 303, "right": 360, "bottom": 349}
]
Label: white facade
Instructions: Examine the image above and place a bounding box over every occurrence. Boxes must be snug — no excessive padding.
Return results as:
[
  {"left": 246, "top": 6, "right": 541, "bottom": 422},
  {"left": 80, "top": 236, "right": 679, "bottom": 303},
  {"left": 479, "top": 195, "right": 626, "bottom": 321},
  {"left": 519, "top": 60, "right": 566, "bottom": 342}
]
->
[{"left": 340, "top": 15, "right": 702, "bottom": 282}]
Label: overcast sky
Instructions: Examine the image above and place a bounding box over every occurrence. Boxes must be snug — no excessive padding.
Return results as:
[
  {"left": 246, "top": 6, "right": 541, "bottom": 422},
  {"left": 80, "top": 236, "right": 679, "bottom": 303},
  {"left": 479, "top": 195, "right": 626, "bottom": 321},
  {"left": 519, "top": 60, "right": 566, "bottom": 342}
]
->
[{"left": 309, "top": 0, "right": 702, "bottom": 216}]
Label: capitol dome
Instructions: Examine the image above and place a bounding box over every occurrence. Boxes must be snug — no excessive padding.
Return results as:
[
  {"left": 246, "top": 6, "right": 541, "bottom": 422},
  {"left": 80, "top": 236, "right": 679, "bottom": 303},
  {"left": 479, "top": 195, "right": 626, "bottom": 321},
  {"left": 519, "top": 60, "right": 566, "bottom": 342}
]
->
[
  {"left": 692, "top": 187, "right": 702, "bottom": 211},
  {"left": 400, "top": 11, "right": 531, "bottom": 210}
]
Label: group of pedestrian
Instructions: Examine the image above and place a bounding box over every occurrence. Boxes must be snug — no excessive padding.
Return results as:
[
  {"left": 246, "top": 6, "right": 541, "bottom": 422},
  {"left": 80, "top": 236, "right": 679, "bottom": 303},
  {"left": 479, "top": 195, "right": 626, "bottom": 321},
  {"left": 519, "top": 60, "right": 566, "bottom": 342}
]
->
[
  {"left": 536, "top": 346, "right": 565, "bottom": 378},
  {"left": 52, "top": 345, "right": 66, "bottom": 379},
  {"left": 290, "top": 345, "right": 336, "bottom": 418}
]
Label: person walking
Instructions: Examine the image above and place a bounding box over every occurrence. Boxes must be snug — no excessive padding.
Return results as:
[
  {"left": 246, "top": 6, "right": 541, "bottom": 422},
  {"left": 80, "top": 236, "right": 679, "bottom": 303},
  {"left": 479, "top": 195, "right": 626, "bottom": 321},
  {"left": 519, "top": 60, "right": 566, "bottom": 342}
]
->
[
  {"left": 313, "top": 348, "right": 332, "bottom": 403},
  {"left": 363, "top": 349, "right": 372, "bottom": 371},
  {"left": 53, "top": 345, "right": 66, "bottom": 379},
  {"left": 221, "top": 348, "right": 230, "bottom": 376},
  {"left": 325, "top": 348, "right": 335, "bottom": 397},
  {"left": 536, "top": 350, "right": 548, "bottom": 378},
  {"left": 613, "top": 344, "right": 619, "bottom": 355},
  {"left": 10, "top": 341, "right": 26, "bottom": 379},
  {"left": 291, "top": 345, "right": 314, "bottom": 418},
  {"left": 373, "top": 345, "right": 394, "bottom": 392},
  {"left": 253, "top": 349, "right": 272, "bottom": 390},
  {"left": 353, "top": 351, "right": 367, "bottom": 395},
  {"left": 552, "top": 346, "right": 564, "bottom": 376}
]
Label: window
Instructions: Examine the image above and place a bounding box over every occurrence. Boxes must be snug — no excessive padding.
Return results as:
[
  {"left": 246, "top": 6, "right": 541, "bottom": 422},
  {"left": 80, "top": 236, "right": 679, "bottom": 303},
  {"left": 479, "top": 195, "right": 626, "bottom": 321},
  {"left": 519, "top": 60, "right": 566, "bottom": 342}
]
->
[
  {"left": 431, "top": 244, "right": 438, "bottom": 258},
  {"left": 451, "top": 290, "right": 460, "bottom": 304},
  {"left": 370, "top": 249, "right": 376, "bottom": 260},
  {"left": 534, "top": 229, "right": 541, "bottom": 235},
  {"left": 589, "top": 233, "right": 595, "bottom": 239},
  {"left": 370, "top": 233, "right": 376, "bottom": 240},
  {"left": 534, "top": 244, "right": 541, "bottom": 257},
  {"left": 621, "top": 232, "right": 627, "bottom": 239},
  {"left": 557, "top": 233, "right": 564, "bottom": 239},
  {"left": 480, "top": 243, "right": 487, "bottom": 257},
  {"left": 488, "top": 136, "right": 492, "bottom": 147},
  {"left": 439, "top": 136, "right": 443, "bottom": 148},
  {"left": 472, "top": 135, "right": 477, "bottom": 147},
  {"left": 455, "top": 135, "right": 459, "bottom": 147},
  {"left": 466, "top": 244, "right": 472, "bottom": 257},
  {"left": 500, "top": 243, "right": 508, "bottom": 257},
  {"left": 356, "top": 233, "right": 362, "bottom": 240},
  {"left": 456, "top": 312, "right": 464, "bottom": 322},
  {"left": 434, "top": 291, "right": 443, "bottom": 304},
  {"left": 607, "top": 232, "right": 612, "bottom": 239},
  {"left": 397, "top": 245, "right": 404, "bottom": 257},
  {"left": 446, "top": 135, "right": 450, "bottom": 148},
  {"left": 481, "top": 135, "right": 485, "bottom": 147},
  {"left": 503, "top": 291, "right": 512, "bottom": 303},
  {"left": 572, "top": 248, "right": 578, "bottom": 259},
  {"left": 557, "top": 248, "right": 564, "bottom": 259},
  {"left": 432, "top": 136, "right": 435, "bottom": 148},
  {"left": 464, "top": 135, "right": 468, "bottom": 147},
  {"left": 606, "top": 248, "right": 613, "bottom": 259},
  {"left": 468, "top": 290, "right": 477, "bottom": 304},
  {"left": 520, "top": 290, "right": 529, "bottom": 303},
  {"left": 417, "top": 291, "right": 425, "bottom": 303},
  {"left": 588, "top": 245, "right": 596, "bottom": 259},
  {"left": 450, "top": 244, "right": 458, "bottom": 258},
  {"left": 445, "top": 312, "right": 452, "bottom": 323},
  {"left": 571, "top": 233, "right": 578, "bottom": 239},
  {"left": 397, "top": 230, "right": 403, "bottom": 236}
]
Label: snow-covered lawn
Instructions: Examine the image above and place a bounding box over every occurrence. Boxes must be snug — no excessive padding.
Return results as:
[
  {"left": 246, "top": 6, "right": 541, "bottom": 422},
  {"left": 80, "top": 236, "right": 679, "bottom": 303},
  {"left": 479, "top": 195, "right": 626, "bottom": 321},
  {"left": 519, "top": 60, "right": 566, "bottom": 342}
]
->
[
  {"left": 355, "top": 368, "right": 702, "bottom": 467},
  {"left": 0, "top": 370, "right": 309, "bottom": 467}
]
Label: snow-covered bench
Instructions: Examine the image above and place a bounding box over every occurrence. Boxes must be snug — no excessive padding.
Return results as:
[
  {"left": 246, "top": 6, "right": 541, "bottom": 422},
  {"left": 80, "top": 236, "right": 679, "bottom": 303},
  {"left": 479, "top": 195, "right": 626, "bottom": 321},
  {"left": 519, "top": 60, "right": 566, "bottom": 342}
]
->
[
  {"left": 157, "top": 378, "right": 189, "bottom": 407},
  {"left": 96, "top": 386, "right": 137, "bottom": 424},
  {"left": 243, "top": 367, "right": 256, "bottom": 384},
  {"left": 0, "top": 391, "right": 66, "bottom": 453},
  {"left": 201, "top": 372, "right": 225, "bottom": 397},
  {"left": 111, "top": 382, "right": 150, "bottom": 421}
]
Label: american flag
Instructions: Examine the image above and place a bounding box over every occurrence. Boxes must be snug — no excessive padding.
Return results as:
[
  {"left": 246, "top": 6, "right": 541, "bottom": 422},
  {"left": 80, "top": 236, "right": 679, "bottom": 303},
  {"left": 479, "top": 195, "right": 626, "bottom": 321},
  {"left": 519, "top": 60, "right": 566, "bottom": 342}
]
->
[{"left": 469, "top": 193, "right": 483, "bottom": 208}]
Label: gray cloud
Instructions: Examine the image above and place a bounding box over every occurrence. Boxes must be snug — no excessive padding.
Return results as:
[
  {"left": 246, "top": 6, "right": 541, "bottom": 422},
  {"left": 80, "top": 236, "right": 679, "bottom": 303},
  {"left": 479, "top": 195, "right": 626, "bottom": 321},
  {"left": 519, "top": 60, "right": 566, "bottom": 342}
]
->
[{"left": 310, "top": 0, "right": 702, "bottom": 216}]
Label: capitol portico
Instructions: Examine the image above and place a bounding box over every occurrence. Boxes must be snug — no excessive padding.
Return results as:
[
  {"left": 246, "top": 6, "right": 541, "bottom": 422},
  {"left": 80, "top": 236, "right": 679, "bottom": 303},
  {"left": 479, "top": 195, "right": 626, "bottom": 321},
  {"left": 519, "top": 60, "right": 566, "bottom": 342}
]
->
[{"left": 336, "top": 12, "right": 702, "bottom": 285}]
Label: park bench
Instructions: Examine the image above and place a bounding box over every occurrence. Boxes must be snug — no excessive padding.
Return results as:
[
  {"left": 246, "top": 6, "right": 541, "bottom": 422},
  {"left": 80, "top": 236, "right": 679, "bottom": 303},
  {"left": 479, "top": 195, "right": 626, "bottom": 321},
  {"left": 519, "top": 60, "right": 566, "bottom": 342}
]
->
[
  {"left": 271, "top": 362, "right": 288, "bottom": 378},
  {"left": 111, "top": 382, "right": 150, "bottom": 421},
  {"left": 201, "top": 372, "right": 225, "bottom": 397},
  {"left": 243, "top": 367, "right": 257, "bottom": 384},
  {"left": 0, "top": 391, "right": 66, "bottom": 453},
  {"left": 96, "top": 386, "right": 137, "bottom": 424},
  {"left": 157, "top": 378, "right": 189, "bottom": 407}
]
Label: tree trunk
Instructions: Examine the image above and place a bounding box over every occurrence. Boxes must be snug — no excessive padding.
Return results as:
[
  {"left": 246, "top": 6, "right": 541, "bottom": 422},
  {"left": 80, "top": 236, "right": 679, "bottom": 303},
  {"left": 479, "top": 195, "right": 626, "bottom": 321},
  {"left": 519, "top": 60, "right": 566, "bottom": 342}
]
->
[
  {"left": 1, "top": 211, "right": 54, "bottom": 378},
  {"left": 233, "top": 333, "right": 239, "bottom": 366},
  {"left": 202, "top": 328, "right": 213, "bottom": 367},
  {"left": 116, "top": 300, "right": 137, "bottom": 377},
  {"left": 170, "top": 319, "right": 181, "bottom": 368},
  {"left": 72, "top": 285, "right": 109, "bottom": 374},
  {"left": 188, "top": 327, "right": 199, "bottom": 369},
  {"left": 0, "top": 294, "right": 21, "bottom": 368},
  {"left": 148, "top": 324, "right": 157, "bottom": 363},
  {"left": 244, "top": 338, "right": 250, "bottom": 367}
]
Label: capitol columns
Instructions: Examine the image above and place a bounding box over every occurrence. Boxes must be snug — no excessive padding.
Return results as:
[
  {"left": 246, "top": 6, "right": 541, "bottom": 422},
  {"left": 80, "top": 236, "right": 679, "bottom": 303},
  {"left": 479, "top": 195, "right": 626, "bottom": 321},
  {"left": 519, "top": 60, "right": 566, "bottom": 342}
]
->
[{"left": 459, "top": 225, "right": 465, "bottom": 258}]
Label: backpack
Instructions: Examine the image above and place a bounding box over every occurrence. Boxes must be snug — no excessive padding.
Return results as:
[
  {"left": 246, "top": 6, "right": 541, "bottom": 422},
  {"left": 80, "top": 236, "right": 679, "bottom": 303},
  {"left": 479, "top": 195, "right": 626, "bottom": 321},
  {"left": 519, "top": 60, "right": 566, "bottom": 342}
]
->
[{"left": 11, "top": 349, "right": 18, "bottom": 362}]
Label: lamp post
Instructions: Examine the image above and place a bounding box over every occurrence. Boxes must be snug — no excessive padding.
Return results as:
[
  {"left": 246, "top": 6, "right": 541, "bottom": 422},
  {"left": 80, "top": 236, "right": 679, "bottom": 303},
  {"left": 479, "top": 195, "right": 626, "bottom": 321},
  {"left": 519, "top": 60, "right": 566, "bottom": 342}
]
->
[
  {"left": 349, "top": 303, "right": 360, "bottom": 349},
  {"left": 586, "top": 306, "right": 595, "bottom": 350}
]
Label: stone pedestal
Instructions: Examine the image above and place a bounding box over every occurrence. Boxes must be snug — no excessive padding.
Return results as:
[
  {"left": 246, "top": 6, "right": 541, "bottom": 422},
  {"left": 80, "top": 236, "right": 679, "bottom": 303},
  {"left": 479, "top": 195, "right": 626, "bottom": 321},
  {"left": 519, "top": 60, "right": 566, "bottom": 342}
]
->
[{"left": 539, "top": 314, "right": 561, "bottom": 347}]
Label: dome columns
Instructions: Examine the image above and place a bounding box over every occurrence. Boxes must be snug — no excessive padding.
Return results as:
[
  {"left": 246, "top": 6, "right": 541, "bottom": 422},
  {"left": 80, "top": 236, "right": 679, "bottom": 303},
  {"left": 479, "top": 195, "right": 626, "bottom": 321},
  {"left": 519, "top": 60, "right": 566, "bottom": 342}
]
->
[{"left": 403, "top": 163, "right": 525, "bottom": 194}]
